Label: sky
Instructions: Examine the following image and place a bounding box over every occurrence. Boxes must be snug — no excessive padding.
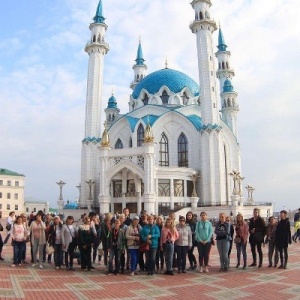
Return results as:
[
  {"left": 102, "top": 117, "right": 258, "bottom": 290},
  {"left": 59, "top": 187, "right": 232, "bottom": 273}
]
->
[{"left": 0, "top": 0, "right": 299, "bottom": 211}]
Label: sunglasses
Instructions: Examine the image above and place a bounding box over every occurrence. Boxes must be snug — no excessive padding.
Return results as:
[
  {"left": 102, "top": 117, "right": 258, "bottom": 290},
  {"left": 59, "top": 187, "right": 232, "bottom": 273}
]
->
[{"left": 179, "top": 219, "right": 185, "bottom": 222}]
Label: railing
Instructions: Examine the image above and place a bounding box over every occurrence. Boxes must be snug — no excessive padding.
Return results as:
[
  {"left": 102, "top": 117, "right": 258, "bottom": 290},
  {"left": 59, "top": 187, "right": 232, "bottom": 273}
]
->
[{"left": 109, "top": 155, "right": 144, "bottom": 170}]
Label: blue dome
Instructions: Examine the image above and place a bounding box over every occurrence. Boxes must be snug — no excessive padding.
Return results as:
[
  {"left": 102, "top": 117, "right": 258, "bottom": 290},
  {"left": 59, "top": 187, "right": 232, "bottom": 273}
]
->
[
  {"left": 107, "top": 95, "right": 118, "bottom": 109},
  {"left": 223, "top": 79, "right": 234, "bottom": 93},
  {"left": 132, "top": 68, "right": 199, "bottom": 99}
]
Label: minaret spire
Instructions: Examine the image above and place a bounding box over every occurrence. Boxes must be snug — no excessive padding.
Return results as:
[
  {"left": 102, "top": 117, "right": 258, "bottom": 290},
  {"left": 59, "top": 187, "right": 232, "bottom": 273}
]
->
[
  {"left": 80, "top": 0, "right": 109, "bottom": 208},
  {"left": 93, "top": 0, "right": 105, "bottom": 24},
  {"left": 217, "top": 25, "right": 227, "bottom": 52},
  {"left": 130, "top": 38, "right": 147, "bottom": 90}
]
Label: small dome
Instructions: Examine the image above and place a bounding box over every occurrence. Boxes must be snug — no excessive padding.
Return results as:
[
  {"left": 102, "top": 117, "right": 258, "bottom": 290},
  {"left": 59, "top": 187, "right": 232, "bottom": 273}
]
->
[
  {"left": 132, "top": 68, "right": 199, "bottom": 99},
  {"left": 107, "top": 95, "right": 118, "bottom": 109},
  {"left": 223, "top": 79, "right": 234, "bottom": 93}
]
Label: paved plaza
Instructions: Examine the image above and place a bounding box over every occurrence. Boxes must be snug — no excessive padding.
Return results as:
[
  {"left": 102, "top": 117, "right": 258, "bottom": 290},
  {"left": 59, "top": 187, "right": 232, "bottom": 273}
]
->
[{"left": 0, "top": 232, "right": 299, "bottom": 300}]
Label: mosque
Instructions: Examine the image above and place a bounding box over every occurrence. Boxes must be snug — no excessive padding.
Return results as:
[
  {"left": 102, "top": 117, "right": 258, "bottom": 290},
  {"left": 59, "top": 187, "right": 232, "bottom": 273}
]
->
[{"left": 78, "top": 0, "right": 244, "bottom": 215}]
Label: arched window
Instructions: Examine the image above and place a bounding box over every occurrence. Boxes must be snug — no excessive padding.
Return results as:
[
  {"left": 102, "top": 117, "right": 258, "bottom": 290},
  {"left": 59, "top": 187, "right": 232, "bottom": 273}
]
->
[
  {"left": 159, "top": 133, "right": 169, "bottom": 166},
  {"left": 199, "top": 11, "right": 203, "bottom": 20},
  {"left": 226, "top": 62, "right": 229, "bottom": 69},
  {"left": 115, "top": 138, "right": 123, "bottom": 149},
  {"left": 222, "top": 62, "right": 225, "bottom": 69},
  {"left": 142, "top": 94, "right": 149, "bottom": 105},
  {"left": 97, "top": 35, "right": 101, "bottom": 43},
  {"left": 178, "top": 133, "right": 188, "bottom": 167},
  {"left": 137, "top": 124, "right": 144, "bottom": 147},
  {"left": 195, "top": 12, "right": 198, "bottom": 20},
  {"left": 93, "top": 35, "right": 96, "bottom": 42},
  {"left": 219, "top": 63, "right": 221, "bottom": 69},
  {"left": 129, "top": 138, "right": 132, "bottom": 148},
  {"left": 161, "top": 91, "right": 169, "bottom": 105}
]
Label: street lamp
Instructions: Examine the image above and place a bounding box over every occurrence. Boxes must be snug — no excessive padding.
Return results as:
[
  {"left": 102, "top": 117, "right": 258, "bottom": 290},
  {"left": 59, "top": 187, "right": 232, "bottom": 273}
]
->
[
  {"left": 85, "top": 179, "right": 95, "bottom": 200},
  {"left": 76, "top": 183, "right": 81, "bottom": 203},
  {"left": 56, "top": 180, "right": 66, "bottom": 200},
  {"left": 245, "top": 184, "right": 255, "bottom": 203}
]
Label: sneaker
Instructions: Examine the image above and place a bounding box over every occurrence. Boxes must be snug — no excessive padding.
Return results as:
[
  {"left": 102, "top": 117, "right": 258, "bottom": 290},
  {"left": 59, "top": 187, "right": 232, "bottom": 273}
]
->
[
  {"left": 199, "top": 266, "right": 203, "bottom": 273},
  {"left": 130, "top": 271, "right": 134, "bottom": 276},
  {"left": 55, "top": 266, "right": 60, "bottom": 270},
  {"left": 192, "top": 264, "right": 197, "bottom": 270},
  {"left": 204, "top": 267, "right": 209, "bottom": 273},
  {"left": 18, "top": 264, "right": 22, "bottom": 267},
  {"left": 32, "top": 264, "right": 36, "bottom": 267},
  {"left": 39, "top": 265, "right": 43, "bottom": 269},
  {"left": 11, "top": 264, "right": 16, "bottom": 267}
]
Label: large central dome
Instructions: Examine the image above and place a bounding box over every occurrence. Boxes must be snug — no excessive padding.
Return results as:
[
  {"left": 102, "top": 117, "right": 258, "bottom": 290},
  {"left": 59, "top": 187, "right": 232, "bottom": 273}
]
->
[{"left": 132, "top": 68, "right": 200, "bottom": 99}]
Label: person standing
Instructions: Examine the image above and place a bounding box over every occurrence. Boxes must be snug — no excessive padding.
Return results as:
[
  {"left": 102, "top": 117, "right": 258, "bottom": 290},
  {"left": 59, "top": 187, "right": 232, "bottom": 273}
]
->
[
  {"left": 49, "top": 216, "right": 63, "bottom": 270},
  {"left": 248, "top": 208, "right": 266, "bottom": 268},
  {"left": 235, "top": 213, "right": 248, "bottom": 269},
  {"left": 3, "top": 211, "right": 15, "bottom": 245},
  {"left": 126, "top": 216, "right": 142, "bottom": 276},
  {"left": 215, "top": 213, "right": 231, "bottom": 272},
  {"left": 61, "top": 216, "right": 76, "bottom": 271},
  {"left": 155, "top": 216, "right": 165, "bottom": 273},
  {"left": 141, "top": 215, "right": 160, "bottom": 275},
  {"left": 161, "top": 218, "right": 179, "bottom": 275},
  {"left": 11, "top": 216, "right": 27, "bottom": 267},
  {"left": 276, "top": 210, "right": 292, "bottom": 269},
  {"left": 186, "top": 211, "right": 197, "bottom": 271},
  {"left": 265, "top": 216, "right": 278, "bottom": 267},
  {"left": 29, "top": 212, "right": 46, "bottom": 269},
  {"left": 195, "top": 212, "right": 213, "bottom": 273},
  {"left": 175, "top": 216, "right": 192, "bottom": 273},
  {"left": 100, "top": 213, "right": 112, "bottom": 271},
  {"left": 107, "top": 219, "right": 125, "bottom": 275},
  {"left": 226, "top": 216, "right": 234, "bottom": 267}
]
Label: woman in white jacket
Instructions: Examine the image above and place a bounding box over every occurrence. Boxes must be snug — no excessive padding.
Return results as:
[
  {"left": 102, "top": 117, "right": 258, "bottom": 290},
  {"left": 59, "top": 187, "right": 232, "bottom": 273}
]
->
[
  {"left": 175, "top": 216, "right": 192, "bottom": 273},
  {"left": 61, "top": 216, "right": 76, "bottom": 271}
]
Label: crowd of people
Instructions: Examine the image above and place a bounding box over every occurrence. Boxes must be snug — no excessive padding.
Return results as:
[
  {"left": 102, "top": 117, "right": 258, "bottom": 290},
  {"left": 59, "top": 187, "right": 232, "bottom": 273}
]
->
[{"left": 0, "top": 207, "right": 295, "bottom": 275}]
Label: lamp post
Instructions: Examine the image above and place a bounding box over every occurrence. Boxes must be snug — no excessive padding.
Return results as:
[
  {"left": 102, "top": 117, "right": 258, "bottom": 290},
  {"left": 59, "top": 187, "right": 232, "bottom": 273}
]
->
[
  {"left": 56, "top": 180, "right": 66, "bottom": 210},
  {"left": 86, "top": 179, "right": 95, "bottom": 211},
  {"left": 76, "top": 183, "right": 81, "bottom": 204},
  {"left": 189, "top": 172, "right": 199, "bottom": 208},
  {"left": 245, "top": 184, "right": 255, "bottom": 203}
]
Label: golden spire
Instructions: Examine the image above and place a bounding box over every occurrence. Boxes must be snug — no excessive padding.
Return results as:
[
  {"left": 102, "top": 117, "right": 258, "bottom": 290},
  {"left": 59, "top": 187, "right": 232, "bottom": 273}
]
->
[
  {"left": 100, "top": 121, "right": 110, "bottom": 147},
  {"left": 144, "top": 116, "right": 154, "bottom": 143}
]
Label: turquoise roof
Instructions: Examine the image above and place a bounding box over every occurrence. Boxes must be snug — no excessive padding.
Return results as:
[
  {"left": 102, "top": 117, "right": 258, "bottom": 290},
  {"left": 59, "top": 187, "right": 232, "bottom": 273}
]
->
[
  {"left": 135, "top": 41, "right": 145, "bottom": 65},
  {"left": 107, "top": 95, "right": 118, "bottom": 109},
  {"left": 93, "top": 0, "right": 105, "bottom": 24},
  {"left": 0, "top": 168, "right": 25, "bottom": 177},
  {"left": 119, "top": 109, "right": 203, "bottom": 132},
  {"left": 223, "top": 79, "right": 234, "bottom": 93},
  {"left": 132, "top": 68, "right": 200, "bottom": 99},
  {"left": 82, "top": 137, "right": 101, "bottom": 143},
  {"left": 64, "top": 202, "right": 79, "bottom": 209},
  {"left": 217, "top": 27, "right": 227, "bottom": 52}
]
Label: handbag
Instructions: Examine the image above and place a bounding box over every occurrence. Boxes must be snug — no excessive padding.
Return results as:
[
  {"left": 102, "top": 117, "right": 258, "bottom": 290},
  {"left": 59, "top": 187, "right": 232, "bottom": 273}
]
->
[
  {"left": 139, "top": 242, "right": 150, "bottom": 252},
  {"left": 6, "top": 224, "right": 11, "bottom": 231},
  {"left": 46, "top": 243, "right": 55, "bottom": 255},
  {"left": 234, "top": 236, "right": 242, "bottom": 243}
]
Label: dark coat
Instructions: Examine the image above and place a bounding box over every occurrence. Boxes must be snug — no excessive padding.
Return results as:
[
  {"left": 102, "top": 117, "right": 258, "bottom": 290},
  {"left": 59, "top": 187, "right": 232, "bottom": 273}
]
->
[
  {"left": 275, "top": 218, "right": 292, "bottom": 249},
  {"left": 249, "top": 216, "right": 266, "bottom": 244}
]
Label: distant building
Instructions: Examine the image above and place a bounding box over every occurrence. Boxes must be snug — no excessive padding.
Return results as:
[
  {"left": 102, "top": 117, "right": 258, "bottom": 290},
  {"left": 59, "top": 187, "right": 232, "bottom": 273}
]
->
[
  {"left": 24, "top": 197, "right": 49, "bottom": 216},
  {"left": 0, "top": 168, "right": 25, "bottom": 218}
]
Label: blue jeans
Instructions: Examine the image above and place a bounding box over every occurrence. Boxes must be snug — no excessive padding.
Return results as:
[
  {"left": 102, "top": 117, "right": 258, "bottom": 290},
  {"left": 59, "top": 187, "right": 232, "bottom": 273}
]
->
[
  {"left": 129, "top": 249, "right": 139, "bottom": 272},
  {"left": 54, "top": 244, "right": 63, "bottom": 267},
  {"left": 176, "top": 245, "right": 188, "bottom": 271},
  {"left": 164, "top": 242, "right": 174, "bottom": 271},
  {"left": 145, "top": 248, "right": 157, "bottom": 274},
  {"left": 217, "top": 239, "right": 230, "bottom": 268},
  {"left": 236, "top": 242, "right": 247, "bottom": 266},
  {"left": 13, "top": 241, "right": 25, "bottom": 264}
]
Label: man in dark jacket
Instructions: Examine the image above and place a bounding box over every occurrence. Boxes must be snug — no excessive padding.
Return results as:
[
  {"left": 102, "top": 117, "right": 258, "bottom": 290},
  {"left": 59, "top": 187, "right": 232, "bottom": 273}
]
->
[{"left": 248, "top": 208, "right": 266, "bottom": 268}]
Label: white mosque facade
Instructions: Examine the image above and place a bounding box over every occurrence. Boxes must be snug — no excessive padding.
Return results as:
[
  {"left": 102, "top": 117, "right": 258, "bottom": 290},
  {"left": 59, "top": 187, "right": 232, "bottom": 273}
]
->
[{"left": 79, "top": 0, "right": 244, "bottom": 215}]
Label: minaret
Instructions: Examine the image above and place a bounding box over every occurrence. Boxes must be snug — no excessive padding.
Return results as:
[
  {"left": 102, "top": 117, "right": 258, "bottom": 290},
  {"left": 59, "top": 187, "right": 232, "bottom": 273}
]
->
[
  {"left": 105, "top": 93, "right": 120, "bottom": 128},
  {"left": 130, "top": 38, "right": 147, "bottom": 90},
  {"left": 220, "top": 79, "right": 239, "bottom": 137},
  {"left": 215, "top": 26, "right": 235, "bottom": 97},
  {"left": 190, "top": 0, "right": 226, "bottom": 206},
  {"left": 80, "top": 0, "right": 109, "bottom": 208},
  {"left": 189, "top": 0, "right": 219, "bottom": 125}
]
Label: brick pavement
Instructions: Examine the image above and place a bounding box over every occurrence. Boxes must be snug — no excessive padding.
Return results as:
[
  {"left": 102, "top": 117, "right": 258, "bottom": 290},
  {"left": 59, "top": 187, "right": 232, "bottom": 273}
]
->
[{"left": 0, "top": 234, "right": 299, "bottom": 300}]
